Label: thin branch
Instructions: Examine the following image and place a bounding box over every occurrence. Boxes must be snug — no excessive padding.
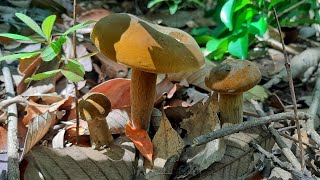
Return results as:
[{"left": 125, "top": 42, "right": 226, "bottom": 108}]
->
[
  {"left": 1, "top": 52, "right": 19, "bottom": 180},
  {"left": 251, "top": 143, "right": 313, "bottom": 179},
  {"left": 192, "top": 112, "right": 310, "bottom": 146},
  {"left": 273, "top": 7, "right": 305, "bottom": 170},
  {"left": 277, "top": 0, "right": 306, "bottom": 17},
  {"left": 73, "top": 0, "right": 80, "bottom": 144}
]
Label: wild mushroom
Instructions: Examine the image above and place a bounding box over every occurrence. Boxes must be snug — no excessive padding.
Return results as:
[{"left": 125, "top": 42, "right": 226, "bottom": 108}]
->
[
  {"left": 205, "top": 59, "right": 261, "bottom": 125},
  {"left": 91, "top": 13, "right": 204, "bottom": 131},
  {"left": 78, "top": 93, "right": 114, "bottom": 149}
]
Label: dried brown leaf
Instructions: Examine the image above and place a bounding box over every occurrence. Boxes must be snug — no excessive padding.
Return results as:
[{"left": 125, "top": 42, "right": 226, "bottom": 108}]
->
[{"left": 145, "top": 111, "right": 185, "bottom": 180}]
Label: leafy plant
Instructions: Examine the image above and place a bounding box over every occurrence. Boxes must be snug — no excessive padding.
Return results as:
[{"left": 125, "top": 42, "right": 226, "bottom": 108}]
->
[
  {"left": 147, "top": 0, "right": 204, "bottom": 15},
  {"left": 192, "top": 0, "right": 267, "bottom": 60},
  {"left": 0, "top": 13, "right": 96, "bottom": 83}
]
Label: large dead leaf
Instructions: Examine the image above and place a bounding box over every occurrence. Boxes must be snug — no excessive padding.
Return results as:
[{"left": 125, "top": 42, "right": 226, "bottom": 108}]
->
[
  {"left": 24, "top": 136, "right": 136, "bottom": 179},
  {"left": 89, "top": 78, "right": 131, "bottom": 109},
  {"left": 107, "top": 108, "right": 130, "bottom": 134},
  {"left": 145, "top": 111, "right": 185, "bottom": 180},
  {"left": 180, "top": 93, "right": 225, "bottom": 173},
  {"left": 183, "top": 127, "right": 275, "bottom": 179}
]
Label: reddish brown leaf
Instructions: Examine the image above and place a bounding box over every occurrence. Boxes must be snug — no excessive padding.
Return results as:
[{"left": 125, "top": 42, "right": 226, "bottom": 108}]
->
[
  {"left": 125, "top": 123, "right": 153, "bottom": 162},
  {"left": 89, "top": 78, "right": 131, "bottom": 109}
]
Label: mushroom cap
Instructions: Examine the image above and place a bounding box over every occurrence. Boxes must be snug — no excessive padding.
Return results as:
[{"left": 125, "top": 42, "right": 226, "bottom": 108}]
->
[
  {"left": 205, "top": 59, "right": 261, "bottom": 94},
  {"left": 91, "top": 13, "right": 204, "bottom": 74}
]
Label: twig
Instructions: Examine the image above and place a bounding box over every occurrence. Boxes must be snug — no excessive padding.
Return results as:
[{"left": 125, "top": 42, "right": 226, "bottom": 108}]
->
[
  {"left": 277, "top": 0, "right": 306, "bottom": 17},
  {"left": 250, "top": 99, "right": 302, "bottom": 170},
  {"left": 73, "top": 0, "right": 80, "bottom": 144},
  {"left": 1, "top": 56, "right": 19, "bottom": 179},
  {"left": 273, "top": 7, "right": 305, "bottom": 170},
  {"left": 251, "top": 143, "right": 313, "bottom": 179},
  {"left": 306, "top": 67, "right": 320, "bottom": 147},
  {"left": 279, "top": 132, "right": 317, "bottom": 150},
  {"left": 192, "top": 112, "right": 310, "bottom": 146}
]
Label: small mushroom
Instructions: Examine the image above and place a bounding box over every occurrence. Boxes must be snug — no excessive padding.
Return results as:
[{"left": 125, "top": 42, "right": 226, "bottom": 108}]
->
[
  {"left": 91, "top": 13, "right": 204, "bottom": 130},
  {"left": 78, "top": 93, "right": 114, "bottom": 149},
  {"left": 205, "top": 59, "right": 261, "bottom": 125}
]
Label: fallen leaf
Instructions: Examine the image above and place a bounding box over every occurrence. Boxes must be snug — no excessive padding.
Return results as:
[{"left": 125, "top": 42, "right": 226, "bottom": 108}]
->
[
  {"left": 107, "top": 108, "right": 130, "bottom": 134},
  {"left": 89, "top": 78, "right": 131, "bottom": 109},
  {"left": 77, "top": 9, "right": 112, "bottom": 34},
  {"left": 244, "top": 85, "right": 269, "bottom": 102},
  {"left": 146, "top": 111, "right": 185, "bottom": 179},
  {"left": 167, "top": 60, "right": 216, "bottom": 92},
  {"left": 180, "top": 93, "right": 225, "bottom": 173},
  {"left": 125, "top": 123, "right": 153, "bottom": 162},
  {"left": 85, "top": 42, "right": 128, "bottom": 78}
]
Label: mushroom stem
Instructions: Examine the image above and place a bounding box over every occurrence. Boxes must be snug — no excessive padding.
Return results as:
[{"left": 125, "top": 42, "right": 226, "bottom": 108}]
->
[
  {"left": 131, "top": 68, "right": 157, "bottom": 130},
  {"left": 219, "top": 93, "right": 243, "bottom": 124}
]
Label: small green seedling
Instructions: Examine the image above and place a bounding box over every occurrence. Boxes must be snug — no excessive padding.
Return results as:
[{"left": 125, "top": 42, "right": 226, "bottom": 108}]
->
[{"left": 0, "top": 13, "right": 97, "bottom": 83}]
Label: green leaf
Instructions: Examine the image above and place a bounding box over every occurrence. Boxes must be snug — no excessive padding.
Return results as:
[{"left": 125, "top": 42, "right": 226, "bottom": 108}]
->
[
  {"left": 206, "top": 38, "right": 229, "bottom": 60},
  {"left": 0, "top": 51, "right": 41, "bottom": 61},
  {"left": 244, "top": 85, "right": 268, "bottom": 101},
  {"left": 61, "top": 70, "right": 84, "bottom": 82},
  {"left": 41, "top": 36, "right": 66, "bottom": 61},
  {"left": 147, "top": 0, "right": 166, "bottom": 8},
  {"left": 169, "top": 4, "right": 178, "bottom": 15},
  {"left": 62, "top": 21, "right": 95, "bottom": 36},
  {"left": 42, "top": 15, "right": 56, "bottom": 41},
  {"left": 0, "top": 33, "right": 43, "bottom": 42},
  {"left": 64, "top": 59, "right": 85, "bottom": 77},
  {"left": 234, "top": 0, "right": 251, "bottom": 12},
  {"left": 268, "top": 0, "right": 284, "bottom": 9},
  {"left": 234, "top": 8, "right": 255, "bottom": 31},
  {"left": 15, "top": 13, "right": 46, "bottom": 39},
  {"left": 194, "top": 36, "right": 214, "bottom": 45},
  {"left": 228, "top": 34, "right": 248, "bottom": 59},
  {"left": 220, "top": 0, "right": 235, "bottom": 31},
  {"left": 249, "top": 16, "right": 267, "bottom": 36},
  {"left": 25, "top": 69, "right": 61, "bottom": 82}
]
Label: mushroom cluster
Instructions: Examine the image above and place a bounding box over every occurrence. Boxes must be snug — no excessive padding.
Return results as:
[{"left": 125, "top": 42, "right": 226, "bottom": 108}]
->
[{"left": 91, "top": 13, "right": 204, "bottom": 159}]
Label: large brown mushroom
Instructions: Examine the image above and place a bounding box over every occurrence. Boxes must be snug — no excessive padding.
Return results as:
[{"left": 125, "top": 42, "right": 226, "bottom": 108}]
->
[
  {"left": 205, "top": 59, "right": 261, "bottom": 125},
  {"left": 91, "top": 13, "right": 204, "bottom": 131}
]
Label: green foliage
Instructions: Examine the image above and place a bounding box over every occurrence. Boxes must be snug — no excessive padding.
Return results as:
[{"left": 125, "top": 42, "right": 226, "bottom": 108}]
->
[
  {"left": 147, "top": 0, "right": 204, "bottom": 15},
  {"left": 192, "top": 0, "right": 267, "bottom": 60},
  {"left": 0, "top": 13, "right": 95, "bottom": 83}
]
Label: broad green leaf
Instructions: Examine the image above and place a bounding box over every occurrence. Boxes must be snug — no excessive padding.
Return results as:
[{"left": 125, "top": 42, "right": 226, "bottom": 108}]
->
[
  {"left": 42, "top": 15, "right": 56, "bottom": 41},
  {"left": 244, "top": 85, "right": 268, "bottom": 101},
  {"left": 206, "top": 38, "right": 221, "bottom": 52},
  {"left": 234, "top": 8, "right": 255, "bottom": 31},
  {"left": 15, "top": 13, "right": 46, "bottom": 39},
  {"left": 249, "top": 16, "right": 267, "bottom": 36},
  {"left": 41, "top": 36, "right": 66, "bottom": 61},
  {"left": 220, "top": 0, "right": 235, "bottom": 31},
  {"left": 25, "top": 69, "right": 61, "bottom": 82},
  {"left": 0, "top": 33, "right": 43, "bottom": 42},
  {"left": 234, "top": 0, "right": 251, "bottom": 12},
  {"left": 206, "top": 38, "right": 229, "bottom": 60},
  {"left": 0, "top": 51, "right": 41, "bottom": 61},
  {"left": 62, "top": 21, "right": 95, "bottom": 36},
  {"left": 228, "top": 34, "right": 248, "bottom": 59},
  {"left": 194, "top": 36, "right": 214, "bottom": 45},
  {"left": 61, "top": 70, "right": 84, "bottom": 82},
  {"left": 147, "top": 0, "right": 166, "bottom": 8},
  {"left": 64, "top": 59, "right": 85, "bottom": 77}
]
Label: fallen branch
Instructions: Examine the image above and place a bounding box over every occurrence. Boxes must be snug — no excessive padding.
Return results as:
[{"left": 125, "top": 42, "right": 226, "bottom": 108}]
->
[
  {"left": 192, "top": 112, "right": 310, "bottom": 146},
  {"left": 1, "top": 58, "right": 19, "bottom": 180},
  {"left": 251, "top": 143, "right": 313, "bottom": 179},
  {"left": 250, "top": 99, "right": 302, "bottom": 170}
]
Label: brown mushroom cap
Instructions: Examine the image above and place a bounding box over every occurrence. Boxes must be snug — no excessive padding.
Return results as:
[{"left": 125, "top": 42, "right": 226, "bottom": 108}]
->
[
  {"left": 205, "top": 59, "right": 261, "bottom": 94},
  {"left": 91, "top": 13, "right": 204, "bottom": 74}
]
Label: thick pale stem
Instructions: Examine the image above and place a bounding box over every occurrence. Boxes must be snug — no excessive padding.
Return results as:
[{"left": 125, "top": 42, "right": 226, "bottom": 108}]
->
[
  {"left": 219, "top": 93, "right": 243, "bottom": 124},
  {"left": 131, "top": 68, "right": 157, "bottom": 130}
]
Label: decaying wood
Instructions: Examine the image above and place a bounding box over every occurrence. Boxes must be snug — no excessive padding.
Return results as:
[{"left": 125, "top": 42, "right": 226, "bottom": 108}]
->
[
  {"left": 1, "top": 59, "right": 19, "bottom": 180},
  {"left": 192, "top": 112, "right": 310, "bottom": 146}
]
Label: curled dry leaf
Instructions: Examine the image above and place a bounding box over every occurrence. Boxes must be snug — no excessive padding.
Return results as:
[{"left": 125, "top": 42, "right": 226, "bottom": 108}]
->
[
  {"left": 107, "top": 108, "right": 130, "bottom": 134},
  {"left": 180, "top": 93, "right": 225, "bottom": 173},
  {"left": 145, "top": 111, "right": 185, "bottom": 180}
]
